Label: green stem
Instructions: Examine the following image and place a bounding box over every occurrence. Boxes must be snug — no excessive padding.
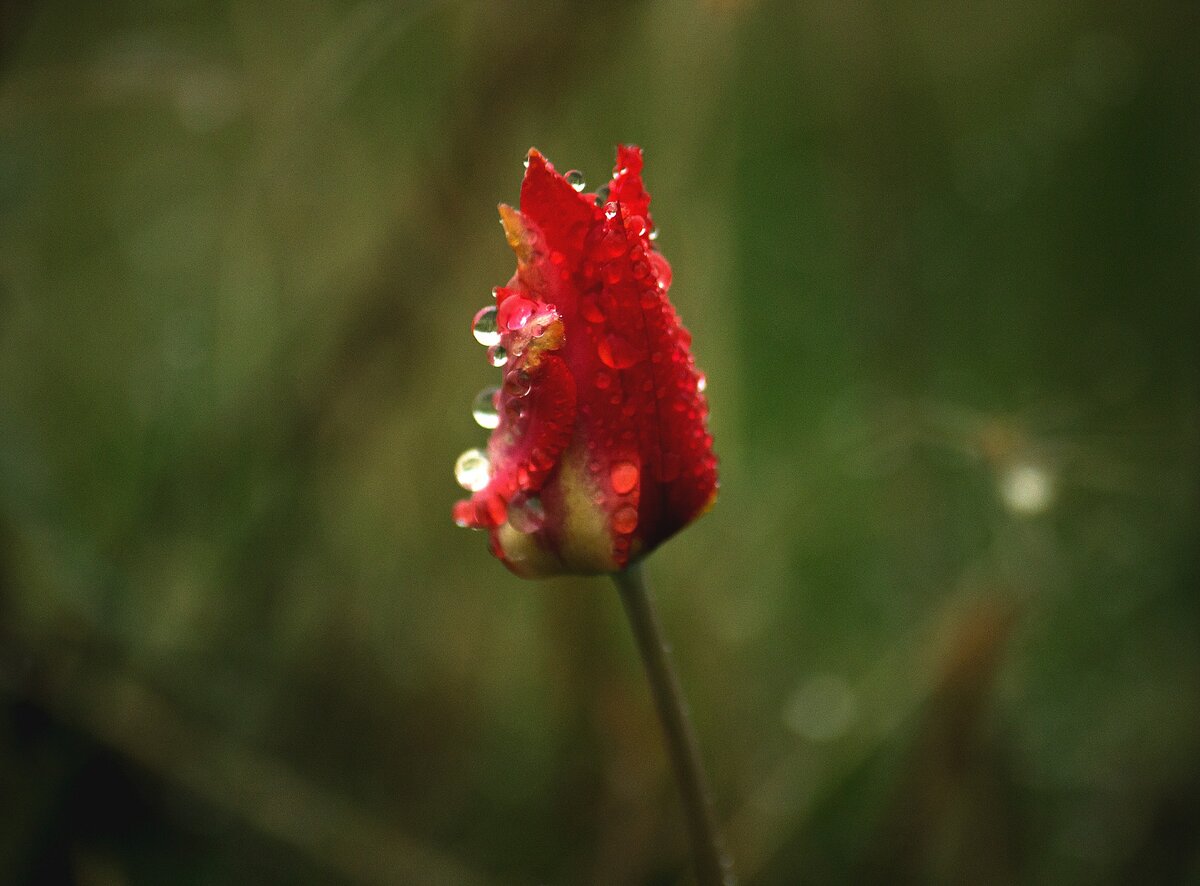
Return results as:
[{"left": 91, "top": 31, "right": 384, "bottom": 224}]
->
[{"left": 613, "top": 563, "right": 735, "bottom": 886}]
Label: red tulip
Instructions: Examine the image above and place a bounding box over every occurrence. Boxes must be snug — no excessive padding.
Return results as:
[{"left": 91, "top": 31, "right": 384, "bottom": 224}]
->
[{"left": 454, "top": 146, "right": 717, "bottom": 577}]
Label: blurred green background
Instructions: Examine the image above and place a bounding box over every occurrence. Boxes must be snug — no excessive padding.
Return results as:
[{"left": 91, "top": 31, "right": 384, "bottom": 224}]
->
[{"left": 1, "top": 0, "right": 1198, "bottom": 883}]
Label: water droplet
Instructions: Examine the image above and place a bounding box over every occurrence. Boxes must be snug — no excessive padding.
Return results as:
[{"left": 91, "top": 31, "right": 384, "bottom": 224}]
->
[
  {"left": 696, "top": 373, "right": 707, "bottom": 393},
  {"left": 472, "top": 305, "right": 500, "bottom": 346},
  {"left": 472, "top": 386, "right": 500, "bottom": 428},
  {"left": 594, "top": 371, "right": 612, "bottom": 390},
  {"left": 452, "top": 500, "right": 475, "bottom": 528},
  {"left": 581, "top": 296, "right": 605, "bottom": 323},
  {"left": 503, "top": 368, "right": 531, "bottom": 398},
  {"left": 505, "top": 398, "right": 527, "bottom": 421},
  {"left": 598, "top": 334, "right": 640, "bottom": 369},
  {"left": 648, "top": 223, "right": 659, "bottom": 241},
  {"left": 508, "top": 494, "right": 545, "bottom": 533},
  {"left": 593, "top": 184, "right": 610, "bottom": 206},
  {"left": 626, "top": 214, "right": 647, "bottom": 237},
  {"left": 498, "top": 295, "right": 536, "bottom": 331},
  {"left": 488, "top": 344, "right": 508, "bottom": 367},
  {"left": 477, "top": 495, "right": 507, "bottom": 527},
  {"left": 611, "top": 461, "right": 639, "bottom": 494},
  {"left": 454, "top": 448, "right": 490, "bottom": 491},
  {"left": 650, "top": 252, "right": 672, "bottom": 289},
  {"left": 613, "top": 505, "right": 638, "bottom": 534},
  {"left": 999, "top": 462, "right": 1054, "bottom": 515},
  {"left": 601, "top": 230, "right": 626, "bottom": 258},
  {"left": 603, "top": 202, "right": 619, "bottom": 220},
  {"left": 565, "top": 169, "right": 586, "bottom": 192},
  {"left": 530, "top": 446, "right": 554, "bottom": 470}
]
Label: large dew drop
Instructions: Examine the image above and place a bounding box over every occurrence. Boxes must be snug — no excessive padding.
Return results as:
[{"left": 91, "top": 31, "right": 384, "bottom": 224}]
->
[
  {"left": 612, "top": 505, "right": 638, "bottom": 534},
  {"left": 610, "top": 461, "right": 639, "bottom": 494},
  {"left": 488, "top": 344, "right": 508, "bottom": 367},
  {"left": 581, "top": 296, "right": 605, "bottom": 324},
  {"left": 472, "top": 386, "right": 500, "bottom": 429},
  {"left": 507, "top": 493, "right": 546, "bottom": 533},
  {"left": 472, "top": 305, "right": 500, "bottom": 346},
  {"left": 598, "top": 334, "right": 641, "bottom": 370},
  {"left": 454, "top": 448, "right": 490, "bottom": 492},
  {"left": 498, "top": 295, "right": 536, "bottom": 331},
  {"left": 503, "top": 368, "right": 531, "bottom": 398},
  {"left": 565, "top": 169, "right": 587, "bottom": 192}
]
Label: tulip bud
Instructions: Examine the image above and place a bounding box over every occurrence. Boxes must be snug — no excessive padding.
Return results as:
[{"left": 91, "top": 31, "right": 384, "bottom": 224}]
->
[{"left": 455, "top": 146, "right": 717, "bottom": 577}]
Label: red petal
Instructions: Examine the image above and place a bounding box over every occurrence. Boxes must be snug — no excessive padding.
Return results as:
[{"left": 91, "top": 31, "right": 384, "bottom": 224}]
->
[
  {"left": 489, "top": 353, "right": 577, "bottom": 499},
  {"left": 456, "top": 146, "right": 716, "bottom": 576},
  {"left": 607, "top": 144, "right": 653, "bottom": 231},
  {"left": 520, "top": 149, "right": 598, "bottom": 265},
  {"left": 568, "top": 203, "right": 715, "bottom": 567}
]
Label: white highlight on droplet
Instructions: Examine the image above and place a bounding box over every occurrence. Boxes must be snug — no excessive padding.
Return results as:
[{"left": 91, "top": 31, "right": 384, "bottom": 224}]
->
[
  {"left": 454, "top": 448, "right": 490, "bottom": 492},
  {"left": 999, "top": 461, "right": 1054, "bottom": 515}
]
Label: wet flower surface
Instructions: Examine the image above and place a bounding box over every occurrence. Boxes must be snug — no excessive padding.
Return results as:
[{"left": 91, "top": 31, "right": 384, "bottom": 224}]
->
[{"left": 454, "top": 146, "right": 717, "bottom": 577}]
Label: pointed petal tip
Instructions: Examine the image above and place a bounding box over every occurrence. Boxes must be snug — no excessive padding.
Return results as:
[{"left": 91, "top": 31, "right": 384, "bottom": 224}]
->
[
  {"left": 616, "top": 144, "right": 644, "bottom": 172},
  {"left": 498, "top": 204, "right": 532, "bottom": 264},
  {"left": 609, "top": 144, "right": 652, "bottom": 221},
  {"left": 524, "top": 147, "right": 550, "bottom": 176}
]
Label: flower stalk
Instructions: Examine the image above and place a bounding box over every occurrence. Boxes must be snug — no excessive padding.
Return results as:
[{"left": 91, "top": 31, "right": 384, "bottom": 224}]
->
[{"left": 613, "top": 564, "right": 735, "bottom": 886}]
